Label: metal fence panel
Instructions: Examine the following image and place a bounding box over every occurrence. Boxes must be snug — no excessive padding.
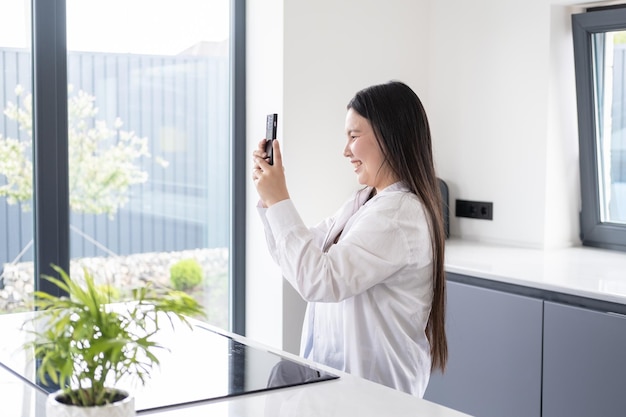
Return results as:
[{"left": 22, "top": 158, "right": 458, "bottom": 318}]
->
[{"left": 1, "top": 49, "right": 229, "bottom": 268}]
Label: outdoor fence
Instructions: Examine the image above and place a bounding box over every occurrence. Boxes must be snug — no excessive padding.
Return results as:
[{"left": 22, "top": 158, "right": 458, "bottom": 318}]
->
[{"left": 0, "top": 47, "right": 230, "bottom": 269}]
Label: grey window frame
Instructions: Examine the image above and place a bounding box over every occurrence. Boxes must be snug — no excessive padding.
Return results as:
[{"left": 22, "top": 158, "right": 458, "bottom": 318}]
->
[
  {"left": 572, "top": 6, "right": 626, "bottom": 252},
  {"left": 31, "top": 0, "right": 246, "bottom": 334}
]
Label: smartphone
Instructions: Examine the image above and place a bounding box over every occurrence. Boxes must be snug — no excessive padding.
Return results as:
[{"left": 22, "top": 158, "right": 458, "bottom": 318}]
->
[{"left": 265, "top": 113, "right": 278, "bottom": 165}]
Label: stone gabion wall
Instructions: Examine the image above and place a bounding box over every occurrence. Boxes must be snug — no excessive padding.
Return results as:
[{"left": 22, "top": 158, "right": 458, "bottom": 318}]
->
[{"left": 0, "top": 248, "right": 228, "bottom": 314}]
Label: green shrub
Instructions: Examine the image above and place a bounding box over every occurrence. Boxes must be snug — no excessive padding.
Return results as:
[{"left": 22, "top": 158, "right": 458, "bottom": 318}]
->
[{"left": 170, "top": 258, "right": 203, "bottom": 291}]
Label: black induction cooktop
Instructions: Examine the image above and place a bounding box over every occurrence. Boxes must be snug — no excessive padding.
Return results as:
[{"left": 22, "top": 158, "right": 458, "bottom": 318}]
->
[{"left": 0, "top": 312, "right": 338, "bottom": 413}]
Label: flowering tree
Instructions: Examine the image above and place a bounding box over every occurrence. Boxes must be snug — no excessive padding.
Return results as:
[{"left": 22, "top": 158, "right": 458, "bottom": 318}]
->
[{"left": 0, "top": 85, "right": 167, "bottom": 216}]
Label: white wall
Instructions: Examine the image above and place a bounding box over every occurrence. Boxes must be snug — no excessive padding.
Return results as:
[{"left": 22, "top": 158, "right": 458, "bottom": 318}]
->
[
  {"left": 246, "top": 0, "right": 284, "bottom": 351},
  {"left": 427, "top": 0, "right": 584, "bottom": 249},
  {"left": 246, "top": 0, "right": 602, "bottom": 352}
]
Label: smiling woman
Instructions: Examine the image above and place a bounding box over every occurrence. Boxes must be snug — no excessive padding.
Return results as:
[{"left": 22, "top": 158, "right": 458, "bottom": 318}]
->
[
  {"left": 252, "top": 81, "right": 447, "bottom": 398},
  {"left": 343, "top": 108, "right": 398, "bottom": 192}
]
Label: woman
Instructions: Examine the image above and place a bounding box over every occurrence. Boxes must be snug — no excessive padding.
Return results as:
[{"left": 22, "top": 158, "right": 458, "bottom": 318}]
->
[{"left": 252, "top": 80, "right": 447, "bottom": 397}]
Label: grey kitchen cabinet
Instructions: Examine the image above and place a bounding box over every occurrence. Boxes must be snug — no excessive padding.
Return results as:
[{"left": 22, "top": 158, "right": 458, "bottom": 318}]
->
[
  {"left": 424, "top": 279, "right": 543, "bottom": 417},
  {"left": 542, "top": 301, "right": 626, "bottom": 417}
]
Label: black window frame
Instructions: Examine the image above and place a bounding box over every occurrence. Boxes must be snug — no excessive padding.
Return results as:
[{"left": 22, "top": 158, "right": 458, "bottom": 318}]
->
[
  {"left": 30, "top": 0, "right": 246, "bottom": 334},
  {"left": 572, "top": 6, "right": 626, "bottom": 252}
]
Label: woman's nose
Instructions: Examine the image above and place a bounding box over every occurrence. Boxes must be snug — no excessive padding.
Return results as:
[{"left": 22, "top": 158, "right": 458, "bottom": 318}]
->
[{"left": 343, "top": 143, "right": 351, "bottom": 158}]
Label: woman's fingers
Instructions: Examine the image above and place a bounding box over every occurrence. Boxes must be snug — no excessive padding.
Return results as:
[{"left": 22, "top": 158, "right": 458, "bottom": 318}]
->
[
  {"left": 252, "top": 139, "right": 282, "bottom": 172},
  {"left": 252, "top": 139, "right": 269, "bottom": 178},
  {"left": 252, "top": 139, "right": 289, "bottom": 206},
  {"left": 271, "top": 139, "right": 282, "bottom": 167},
  {"left": 253, "top": 139, "right": 267, "bottom": 158}
]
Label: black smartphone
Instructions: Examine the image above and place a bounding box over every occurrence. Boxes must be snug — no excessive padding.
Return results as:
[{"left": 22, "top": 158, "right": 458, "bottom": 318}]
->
[{"left": 265, "top": 113, "right": 278, "bottom": 165}]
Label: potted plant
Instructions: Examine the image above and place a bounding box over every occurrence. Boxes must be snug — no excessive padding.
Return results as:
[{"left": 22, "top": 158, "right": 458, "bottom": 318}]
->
[{"left": 23, "top": 265, "right": 205, "bottom": 417}]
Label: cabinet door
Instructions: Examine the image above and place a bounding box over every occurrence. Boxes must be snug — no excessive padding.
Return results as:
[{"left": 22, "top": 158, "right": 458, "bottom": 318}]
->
[
  {"left": 543, "top": 301, "right": 626, "bottom": 417},
  {"left": 424, "top": 280, "right": 543, "bottom": 417}
]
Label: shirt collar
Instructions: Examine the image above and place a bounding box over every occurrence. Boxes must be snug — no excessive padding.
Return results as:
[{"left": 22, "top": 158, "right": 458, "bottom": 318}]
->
[{"left": 361, "top": 182, "right": 409, "bottom": 206}]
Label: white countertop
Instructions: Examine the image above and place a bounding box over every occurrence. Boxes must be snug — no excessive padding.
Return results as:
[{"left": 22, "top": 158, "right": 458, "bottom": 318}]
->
[
  {"left": 139, "top": 370, "right": 469, "bottom": 417},
  {"left": 445, "top": 238, "right": 626, "bottom": 305},
  {"left": 135, "top": 324, "right": 470, "bottom": 417},
  {"left": 0, "top": 362, "right": 470, "bottom": 417},
  {"left": 0, "top": 311, "right": 470, "bottom": 417}
]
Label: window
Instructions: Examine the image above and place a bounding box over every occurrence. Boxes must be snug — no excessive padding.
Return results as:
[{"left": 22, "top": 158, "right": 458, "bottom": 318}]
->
[
  {"left": 0, "top": 0, "right": 33, "bottom": 314},
  {"left": 572, "top": 6, "right": 626, "bottom": 252},
  {"left": 0, "top": 0, "right": 246, "bottom": 333}
]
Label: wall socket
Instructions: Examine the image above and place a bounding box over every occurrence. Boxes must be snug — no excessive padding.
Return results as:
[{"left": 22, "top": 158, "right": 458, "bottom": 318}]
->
[{"left": 455, "top": 199, "right": 493, "bottom": 220}]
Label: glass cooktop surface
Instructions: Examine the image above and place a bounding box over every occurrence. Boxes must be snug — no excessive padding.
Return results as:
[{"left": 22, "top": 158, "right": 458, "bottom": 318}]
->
[{"left": 0, "top": 311, "right": 338, "bottom": 413}]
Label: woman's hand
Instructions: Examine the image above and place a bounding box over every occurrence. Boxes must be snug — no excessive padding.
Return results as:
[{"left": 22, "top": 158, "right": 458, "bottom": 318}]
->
[{"left": 252, "top": 139, "right": 290, "bottom": 207}]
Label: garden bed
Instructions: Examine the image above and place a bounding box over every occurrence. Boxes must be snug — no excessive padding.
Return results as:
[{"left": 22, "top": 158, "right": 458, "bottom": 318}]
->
[{"left": 0, "top": 248, "right": 229, "bottom": 328}]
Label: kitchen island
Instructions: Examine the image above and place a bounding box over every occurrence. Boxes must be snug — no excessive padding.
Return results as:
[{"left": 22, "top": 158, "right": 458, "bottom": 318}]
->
[{"left": 0, "top": 310, "right": 468, "bottom": 416}]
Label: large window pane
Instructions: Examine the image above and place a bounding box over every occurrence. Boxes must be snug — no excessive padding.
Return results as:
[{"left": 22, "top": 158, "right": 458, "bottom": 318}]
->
[
  {"left": 0, "top": 0, "right": 34, "bottom": 314},
  {"left": 572, "top": 6, "right": 626, "bottom": 251},
  {"left": 592, "top": 30, "right": 626, "bottom": 224},
  {"left": 65, "top": 0, "right": 231, "bottom": 329}
]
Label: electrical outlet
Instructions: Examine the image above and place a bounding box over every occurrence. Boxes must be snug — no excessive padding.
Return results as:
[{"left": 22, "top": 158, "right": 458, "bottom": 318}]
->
[{"left": 455, "top": 199, "right": 493, "bottom": 220}]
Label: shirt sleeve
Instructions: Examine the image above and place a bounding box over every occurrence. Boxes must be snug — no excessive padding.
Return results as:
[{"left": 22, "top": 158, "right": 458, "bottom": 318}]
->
[
  {"left": 265, "top": 198, "right": 412, "bottom": 302},
  {"left": 257, "top": 202, "right": 280, "bottom": 264},
  {"left": 258, "top": 199, "right": 336, "bottom": 267}
]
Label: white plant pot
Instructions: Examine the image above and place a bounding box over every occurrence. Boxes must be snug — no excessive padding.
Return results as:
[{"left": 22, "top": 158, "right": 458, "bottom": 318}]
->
[{"left": 46, "top": 389, "right": 135, "bottom": 417}]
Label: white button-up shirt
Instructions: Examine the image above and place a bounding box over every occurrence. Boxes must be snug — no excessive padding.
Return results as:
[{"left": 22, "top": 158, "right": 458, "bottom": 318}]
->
[{"left": 258, "top": 182, "right": 433, "bottom": 397}]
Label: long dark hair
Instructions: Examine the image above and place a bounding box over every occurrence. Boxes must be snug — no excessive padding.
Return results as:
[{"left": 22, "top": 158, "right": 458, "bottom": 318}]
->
[{"left": 347, "top": 80, "right": 447, "bottom": 372}]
